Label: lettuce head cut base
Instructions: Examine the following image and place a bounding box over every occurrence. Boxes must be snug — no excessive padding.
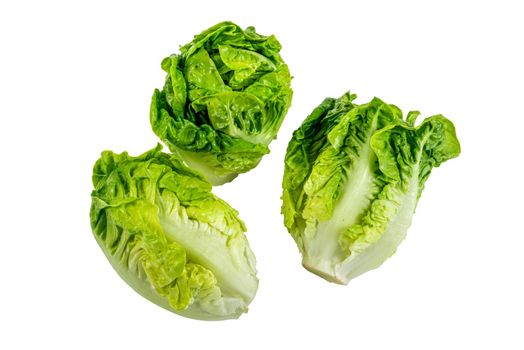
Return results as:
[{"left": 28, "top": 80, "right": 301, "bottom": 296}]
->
[
  {"left": 282, "top": 92, "right": 460, "bottom": 284},
  {"left": 151, "top": 21, "right": 293, "bottom": 185},
  {"left": 90, "top": 145, "right": 258, "bottom": 320}
]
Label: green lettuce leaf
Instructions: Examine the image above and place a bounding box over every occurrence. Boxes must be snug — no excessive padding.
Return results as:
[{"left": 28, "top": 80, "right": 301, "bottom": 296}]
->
[
  {"left": 282, "top": 92, "right": 460, "bottom": 284},
  {"left": 90, "top": 145, "right": 258, "bottom": 320},
  {"left": 151, "top": 21, "right": 293, "bottom": 185}
]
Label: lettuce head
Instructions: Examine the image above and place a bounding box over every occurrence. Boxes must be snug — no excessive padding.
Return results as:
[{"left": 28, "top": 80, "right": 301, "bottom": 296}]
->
[
  {"left": 282, "top": 92, "right": 460, "bottom": 284},
  {"left": 90, "top": 145, "right": 258, "bottom": 320},
  {"left": 151, "top": 21, "right": 293, "bottom": 185}
]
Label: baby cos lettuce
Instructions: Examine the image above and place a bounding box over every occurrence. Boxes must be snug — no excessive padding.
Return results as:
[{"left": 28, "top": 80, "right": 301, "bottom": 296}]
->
[
  {"left": 282, "top": 92, "right": 460, "bottom": 284},
  {"left": 90, "top": 145, "right": 258, "bottom": 320},
  {"left": 151, "top": 21, "right": 293, "bottom": 185}
]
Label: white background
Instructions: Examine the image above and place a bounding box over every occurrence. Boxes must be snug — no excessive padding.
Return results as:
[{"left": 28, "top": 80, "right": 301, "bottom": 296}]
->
[{"left": 1, "top": 0, "right": 523, "bottom": 349}]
